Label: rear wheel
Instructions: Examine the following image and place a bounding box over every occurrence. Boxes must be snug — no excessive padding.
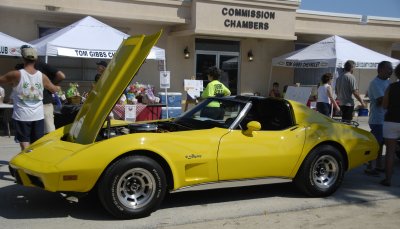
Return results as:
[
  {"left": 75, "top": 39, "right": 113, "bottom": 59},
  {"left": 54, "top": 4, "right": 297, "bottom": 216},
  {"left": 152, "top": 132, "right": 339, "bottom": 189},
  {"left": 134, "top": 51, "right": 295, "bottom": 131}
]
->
[
  {"left": 98, "top": 156, "right": 166, "bottom": 219},
  {"left": 294, "top": 145, "right": 344, "bottom": 197}
]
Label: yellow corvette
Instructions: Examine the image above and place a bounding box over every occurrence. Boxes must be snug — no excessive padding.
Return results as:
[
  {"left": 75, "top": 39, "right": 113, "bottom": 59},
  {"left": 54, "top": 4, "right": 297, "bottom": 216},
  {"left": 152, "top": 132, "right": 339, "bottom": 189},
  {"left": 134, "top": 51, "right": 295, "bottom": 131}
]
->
[{"left": 9, "top": 31, "right": 379, "bottom": 219}]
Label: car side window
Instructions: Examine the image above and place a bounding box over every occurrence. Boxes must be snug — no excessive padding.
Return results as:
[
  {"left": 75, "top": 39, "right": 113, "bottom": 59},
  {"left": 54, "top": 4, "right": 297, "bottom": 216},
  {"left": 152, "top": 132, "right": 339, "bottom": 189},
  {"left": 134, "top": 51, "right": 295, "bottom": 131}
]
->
[{"left": 254, "top": 99, "right": 294, "bottom": 131}]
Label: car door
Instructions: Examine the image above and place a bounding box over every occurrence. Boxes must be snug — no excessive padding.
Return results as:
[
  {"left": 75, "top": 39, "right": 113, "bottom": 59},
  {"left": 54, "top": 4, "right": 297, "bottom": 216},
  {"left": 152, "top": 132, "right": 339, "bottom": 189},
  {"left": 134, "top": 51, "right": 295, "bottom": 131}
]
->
[{"left": 217, "top": 99, "right": 306, "bottom": 181}]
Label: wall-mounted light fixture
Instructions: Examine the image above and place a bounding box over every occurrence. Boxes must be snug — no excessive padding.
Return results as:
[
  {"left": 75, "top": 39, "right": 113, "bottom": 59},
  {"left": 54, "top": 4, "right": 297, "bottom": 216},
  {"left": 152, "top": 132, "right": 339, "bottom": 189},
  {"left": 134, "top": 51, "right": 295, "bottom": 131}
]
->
[
  {"left": 247, "top": 50, "right": 254, "bottom": 62},
  {"left": 184, "top": 46, "right": 190, "bottom": 59}
]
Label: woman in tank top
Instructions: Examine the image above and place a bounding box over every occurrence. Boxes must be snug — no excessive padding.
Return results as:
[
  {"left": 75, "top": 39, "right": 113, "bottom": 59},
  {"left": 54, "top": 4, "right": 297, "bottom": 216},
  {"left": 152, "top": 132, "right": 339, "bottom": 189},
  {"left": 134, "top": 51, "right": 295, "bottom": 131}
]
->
[{"left": 316, "top": 73, "right": 340, "bottom": 117}]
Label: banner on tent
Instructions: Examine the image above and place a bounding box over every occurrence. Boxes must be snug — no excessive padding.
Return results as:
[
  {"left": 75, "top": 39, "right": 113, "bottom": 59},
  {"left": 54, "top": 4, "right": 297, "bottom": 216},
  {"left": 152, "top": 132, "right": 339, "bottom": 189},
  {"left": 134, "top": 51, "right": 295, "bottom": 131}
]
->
[
  {"left": 57, "top": 47, "right": 115, "bottom": 59},
  {"left": 275, "top": 61, "right": 329, "bottom": 68},
  {"left": 337, "top": 61, "right": 379, "bottom": 69},
  {"left": 0, "top": 46, "right": 20, "bottom": 56}
]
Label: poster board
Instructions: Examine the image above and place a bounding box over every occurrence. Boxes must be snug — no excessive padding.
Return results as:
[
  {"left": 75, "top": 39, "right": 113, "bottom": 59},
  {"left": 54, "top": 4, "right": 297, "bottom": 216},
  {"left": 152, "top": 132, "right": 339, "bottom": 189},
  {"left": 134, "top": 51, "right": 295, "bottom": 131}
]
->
[
  {"left": 284, "top": 86, "right": 312, "bottom": 105},
  {"left": 184, "top": 79, "right": 203, "bottom": 99},
  {"left": 125, "top": 105, "right": 136, "bottom": 122}
]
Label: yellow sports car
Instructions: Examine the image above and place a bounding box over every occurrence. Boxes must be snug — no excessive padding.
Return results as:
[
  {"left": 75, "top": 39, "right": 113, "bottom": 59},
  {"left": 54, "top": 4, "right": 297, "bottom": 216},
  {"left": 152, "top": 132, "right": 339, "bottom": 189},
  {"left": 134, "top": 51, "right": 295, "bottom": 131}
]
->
[{"left": 9, "top": 31, "right": 379, "bottom": 219}]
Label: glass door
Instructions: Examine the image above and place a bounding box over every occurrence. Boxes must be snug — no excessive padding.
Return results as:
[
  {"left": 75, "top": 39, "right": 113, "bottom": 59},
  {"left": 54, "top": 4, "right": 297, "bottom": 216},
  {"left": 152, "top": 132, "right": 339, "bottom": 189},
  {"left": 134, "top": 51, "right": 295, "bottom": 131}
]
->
[
  {"left": 196, "top": 51, "right": 239, "bottom": 95},
  {"left": 196, "top": 52, "right": 217, "bottom": 81},
  {"left": 219, "top": 53, "right": 238, "bottom": 95}
]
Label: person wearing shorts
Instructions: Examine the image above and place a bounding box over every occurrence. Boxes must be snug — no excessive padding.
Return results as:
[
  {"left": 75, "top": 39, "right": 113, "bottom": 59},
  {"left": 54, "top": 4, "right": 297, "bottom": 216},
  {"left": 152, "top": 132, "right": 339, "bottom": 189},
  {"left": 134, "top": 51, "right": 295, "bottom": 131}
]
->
[
  {"left": 381, "top": 63, "right": 400, "bottom": 186},
  {"left": 365, "top": 61, "right": 392, "bottom": 176},
  {"left": 0, "top": 46, "right": 60, "bottom": 150}
]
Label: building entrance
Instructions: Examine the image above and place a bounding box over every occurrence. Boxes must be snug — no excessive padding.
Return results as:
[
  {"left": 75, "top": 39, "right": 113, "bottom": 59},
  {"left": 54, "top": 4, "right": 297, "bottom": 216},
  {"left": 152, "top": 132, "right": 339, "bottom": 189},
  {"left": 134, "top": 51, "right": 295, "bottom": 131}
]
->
[{"left": 195, "top": 39, "right": 240, "bottom": 95}]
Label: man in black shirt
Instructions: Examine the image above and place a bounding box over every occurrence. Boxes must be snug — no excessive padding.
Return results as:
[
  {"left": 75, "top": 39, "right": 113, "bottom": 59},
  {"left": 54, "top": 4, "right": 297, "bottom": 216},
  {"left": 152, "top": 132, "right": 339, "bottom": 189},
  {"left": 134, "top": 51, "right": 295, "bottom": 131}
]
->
[{"left": 35, "top": 62, "right": 65, "bottom": 133}]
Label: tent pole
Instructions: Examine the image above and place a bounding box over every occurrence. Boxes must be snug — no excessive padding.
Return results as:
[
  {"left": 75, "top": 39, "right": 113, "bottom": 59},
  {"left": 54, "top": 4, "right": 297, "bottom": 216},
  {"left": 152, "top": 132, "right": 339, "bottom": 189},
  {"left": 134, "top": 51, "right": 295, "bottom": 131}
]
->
[
  {"left": 267, "top": 66, "right": 273, "bottom": 96},
  {"left": 162, "top": 60, "right": 168, "bottom": 118},
  {"left": 330, "top": 67, "right": 338, "bottom": 118}
]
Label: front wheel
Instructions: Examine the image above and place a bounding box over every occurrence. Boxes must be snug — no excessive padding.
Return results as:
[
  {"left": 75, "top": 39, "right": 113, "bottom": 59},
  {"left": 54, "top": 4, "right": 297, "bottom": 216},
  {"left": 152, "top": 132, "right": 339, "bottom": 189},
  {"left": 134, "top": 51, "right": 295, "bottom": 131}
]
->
[
  {"left": 294, "top": 145, "right": 344, "bottom": 197},
  {"left": 98, "top": 156, "right": 167, "bottom": 219}
]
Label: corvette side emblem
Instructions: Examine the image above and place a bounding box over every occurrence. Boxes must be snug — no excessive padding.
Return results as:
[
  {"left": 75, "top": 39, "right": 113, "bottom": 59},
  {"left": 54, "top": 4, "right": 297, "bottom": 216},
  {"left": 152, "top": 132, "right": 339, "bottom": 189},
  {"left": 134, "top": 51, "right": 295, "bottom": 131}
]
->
[{"left": 185, "top": 154, "right": 201, "bottom": 159}]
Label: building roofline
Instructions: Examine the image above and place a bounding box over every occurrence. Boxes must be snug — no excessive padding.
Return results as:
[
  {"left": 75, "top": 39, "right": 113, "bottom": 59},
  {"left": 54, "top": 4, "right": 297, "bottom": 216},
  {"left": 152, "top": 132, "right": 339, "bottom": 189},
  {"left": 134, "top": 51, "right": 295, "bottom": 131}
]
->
[{"left": 297, "top": 9, "right": 400, "bottom": 22}]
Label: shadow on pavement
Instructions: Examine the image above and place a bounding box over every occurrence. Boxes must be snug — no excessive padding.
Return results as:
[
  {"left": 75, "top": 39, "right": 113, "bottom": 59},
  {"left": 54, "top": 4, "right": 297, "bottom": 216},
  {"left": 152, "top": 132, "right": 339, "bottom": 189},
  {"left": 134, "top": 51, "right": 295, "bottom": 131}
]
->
[{"left": 0, "top": 160, "right": 398, "bottom": 221}]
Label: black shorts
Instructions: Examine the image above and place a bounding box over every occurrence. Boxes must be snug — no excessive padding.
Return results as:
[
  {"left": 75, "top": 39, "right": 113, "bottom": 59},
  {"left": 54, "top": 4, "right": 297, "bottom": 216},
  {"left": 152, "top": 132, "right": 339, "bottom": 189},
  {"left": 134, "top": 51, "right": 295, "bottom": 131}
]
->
[
  {"left": 200, "top": 107, "right": 225, "bottom": 120},
  {"left": 340, "top": 105, "right": 354, "bottom": 122},
  {"left": 13, "top": 119, "right": 44, "bottom": 143}
]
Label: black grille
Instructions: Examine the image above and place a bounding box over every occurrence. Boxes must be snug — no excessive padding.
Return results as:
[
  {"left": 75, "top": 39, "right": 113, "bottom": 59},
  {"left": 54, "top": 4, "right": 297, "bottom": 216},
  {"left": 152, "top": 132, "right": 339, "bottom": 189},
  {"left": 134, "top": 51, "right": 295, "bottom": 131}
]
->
[
  {"left": 9, "top": 166, "right": 22, "bottom": 184},
  {"left": 27, "top": 174, "right": 44, "bottom": 188}
]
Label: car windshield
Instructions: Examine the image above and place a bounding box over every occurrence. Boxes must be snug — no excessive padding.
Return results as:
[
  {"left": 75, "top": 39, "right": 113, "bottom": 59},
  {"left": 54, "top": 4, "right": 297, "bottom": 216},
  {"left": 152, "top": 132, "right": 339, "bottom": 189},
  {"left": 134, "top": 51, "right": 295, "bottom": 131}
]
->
[{"left": 174, "top": 97, "right": 248, "bottom": 129}]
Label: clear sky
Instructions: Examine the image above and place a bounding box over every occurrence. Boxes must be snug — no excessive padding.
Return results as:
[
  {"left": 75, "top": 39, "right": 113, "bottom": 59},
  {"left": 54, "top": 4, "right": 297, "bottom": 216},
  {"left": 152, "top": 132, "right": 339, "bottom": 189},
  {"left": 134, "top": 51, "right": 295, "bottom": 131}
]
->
[{"left": 299, "top": 0, "right": 400, "bottom": 18}]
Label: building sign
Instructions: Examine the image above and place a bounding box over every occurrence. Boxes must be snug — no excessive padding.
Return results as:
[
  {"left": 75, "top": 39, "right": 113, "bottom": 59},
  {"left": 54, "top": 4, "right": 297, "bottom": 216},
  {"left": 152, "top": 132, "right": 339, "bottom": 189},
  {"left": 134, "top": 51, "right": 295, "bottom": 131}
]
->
[
  {"left": 221, "top": 7, "right": 275, "bottom": 30},
  {"left": 192, "top": 1, "right": 296, "bottom": 40},
  {"left": 57, "top": 47, "right": 115, "bottom": 59}
]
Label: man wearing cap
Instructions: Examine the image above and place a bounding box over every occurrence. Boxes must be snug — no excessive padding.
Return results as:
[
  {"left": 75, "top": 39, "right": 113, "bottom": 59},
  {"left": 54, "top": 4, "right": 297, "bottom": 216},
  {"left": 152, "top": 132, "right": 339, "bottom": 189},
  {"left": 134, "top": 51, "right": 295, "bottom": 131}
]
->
[
  {"left": 15, "top": 45, "right": 66, "bottom": 134},
  {"left": 0, "top": 46, "right": 60, "bottom": 150}
]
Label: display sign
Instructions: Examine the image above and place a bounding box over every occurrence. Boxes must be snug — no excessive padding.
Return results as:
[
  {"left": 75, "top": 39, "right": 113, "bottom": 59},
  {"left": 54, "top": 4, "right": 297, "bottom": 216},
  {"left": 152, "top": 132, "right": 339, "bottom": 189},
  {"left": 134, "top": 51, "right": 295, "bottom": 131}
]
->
[
  {"left": 184, "top": 79, "right": 203, "bottom": 99},
  {"left": 125, "top": 105, "right": 136, "bottom": 122},
  {"left": 284, "top": 86, "right": 312, "bottom": 105},
  {"left": 160, "top": 71, "right": 170, "bottom": 89}
]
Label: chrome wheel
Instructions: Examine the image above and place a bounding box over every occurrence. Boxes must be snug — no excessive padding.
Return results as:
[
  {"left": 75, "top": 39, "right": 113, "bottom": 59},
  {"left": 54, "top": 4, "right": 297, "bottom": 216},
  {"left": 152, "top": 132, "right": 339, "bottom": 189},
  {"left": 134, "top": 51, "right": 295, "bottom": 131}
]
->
[
  {"left": 116, "top": 168, "right": 156, "bottom": 209},
  {"left": 312, "top": 155, "right": 339, "bottom": 190}
]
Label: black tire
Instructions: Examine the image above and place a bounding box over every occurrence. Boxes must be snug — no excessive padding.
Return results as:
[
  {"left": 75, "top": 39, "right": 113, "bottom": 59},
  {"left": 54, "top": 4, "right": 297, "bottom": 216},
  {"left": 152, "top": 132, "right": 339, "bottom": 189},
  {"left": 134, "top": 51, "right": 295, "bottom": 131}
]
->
[
  {"left": 294, "top": 145, "right": 344, "bottom": 197},
  {"left": 98, "top": 156, "right": 167, "bottom": 219}
]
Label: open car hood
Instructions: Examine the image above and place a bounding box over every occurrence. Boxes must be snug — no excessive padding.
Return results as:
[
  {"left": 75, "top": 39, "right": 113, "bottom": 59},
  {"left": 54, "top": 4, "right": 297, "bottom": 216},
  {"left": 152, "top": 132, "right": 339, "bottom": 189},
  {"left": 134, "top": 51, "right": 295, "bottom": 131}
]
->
[{"left": 67, "top": 31, "right": 162, "bottom": 144}]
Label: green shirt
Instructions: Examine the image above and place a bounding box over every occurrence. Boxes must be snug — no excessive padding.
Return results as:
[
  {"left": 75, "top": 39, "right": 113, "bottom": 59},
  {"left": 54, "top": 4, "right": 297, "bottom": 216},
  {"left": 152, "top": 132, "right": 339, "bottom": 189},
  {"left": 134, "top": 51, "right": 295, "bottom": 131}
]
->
[{"left": 201, "top": 80, "right": 231, "bottom": 107}]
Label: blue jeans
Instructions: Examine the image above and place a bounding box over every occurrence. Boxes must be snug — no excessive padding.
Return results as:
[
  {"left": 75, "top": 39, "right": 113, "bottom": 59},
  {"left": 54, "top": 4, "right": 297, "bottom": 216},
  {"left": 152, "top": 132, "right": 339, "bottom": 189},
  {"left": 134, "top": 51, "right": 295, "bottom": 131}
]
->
[{"left": 317, "top": 102, "right": 331, "bottom": 117}]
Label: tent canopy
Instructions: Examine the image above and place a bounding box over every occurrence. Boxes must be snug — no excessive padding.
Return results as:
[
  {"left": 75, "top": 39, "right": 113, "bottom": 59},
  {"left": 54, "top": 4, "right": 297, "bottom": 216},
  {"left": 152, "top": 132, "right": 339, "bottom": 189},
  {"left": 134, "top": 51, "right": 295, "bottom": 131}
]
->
[
  {"left": 31, "top": 16, "right": 165, "bottom": 60},
  {"left": 272, "top": 35, "right": 399, "bottom": 69},
  {"left": 0, "top": 32, "right": 32, "bottom": 56}
]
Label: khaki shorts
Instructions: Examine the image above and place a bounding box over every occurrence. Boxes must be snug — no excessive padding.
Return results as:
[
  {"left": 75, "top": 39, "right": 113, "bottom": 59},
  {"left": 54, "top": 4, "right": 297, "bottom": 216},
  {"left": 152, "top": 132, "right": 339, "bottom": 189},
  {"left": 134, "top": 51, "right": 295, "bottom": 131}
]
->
[{"left": 43, "top": 103, "right": 55, "bottom": 133}]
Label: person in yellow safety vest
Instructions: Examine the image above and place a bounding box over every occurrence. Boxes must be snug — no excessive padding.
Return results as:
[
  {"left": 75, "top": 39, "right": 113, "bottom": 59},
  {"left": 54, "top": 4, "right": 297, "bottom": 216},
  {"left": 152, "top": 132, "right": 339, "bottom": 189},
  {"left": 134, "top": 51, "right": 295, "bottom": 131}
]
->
[{"left": 200, "top": 66, "right": 231, "bottom": 119}]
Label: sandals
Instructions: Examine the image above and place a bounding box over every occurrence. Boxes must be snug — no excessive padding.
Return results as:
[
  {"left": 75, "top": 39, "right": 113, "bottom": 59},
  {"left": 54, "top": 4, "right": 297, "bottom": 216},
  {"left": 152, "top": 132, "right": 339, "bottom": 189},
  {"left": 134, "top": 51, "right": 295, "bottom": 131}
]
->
[{"left": 380, "top": 179, "right": 391, "bottom": 187}]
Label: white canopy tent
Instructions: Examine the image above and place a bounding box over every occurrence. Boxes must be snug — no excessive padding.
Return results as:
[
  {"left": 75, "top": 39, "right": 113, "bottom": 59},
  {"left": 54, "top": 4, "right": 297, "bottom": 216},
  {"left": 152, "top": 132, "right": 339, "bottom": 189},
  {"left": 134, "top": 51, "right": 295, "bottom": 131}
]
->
[
  {"left": 270, "top": 35, "right": 400, "bottom": 88},
  {"left": 0, "top": 32, "right": 32, "bottom": 57},
  {"left": 272, "top": 35, "right": 399, "bottom": 69},
  {"left": 31, "top": 16, "right": 165, "bottom": 62}
]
